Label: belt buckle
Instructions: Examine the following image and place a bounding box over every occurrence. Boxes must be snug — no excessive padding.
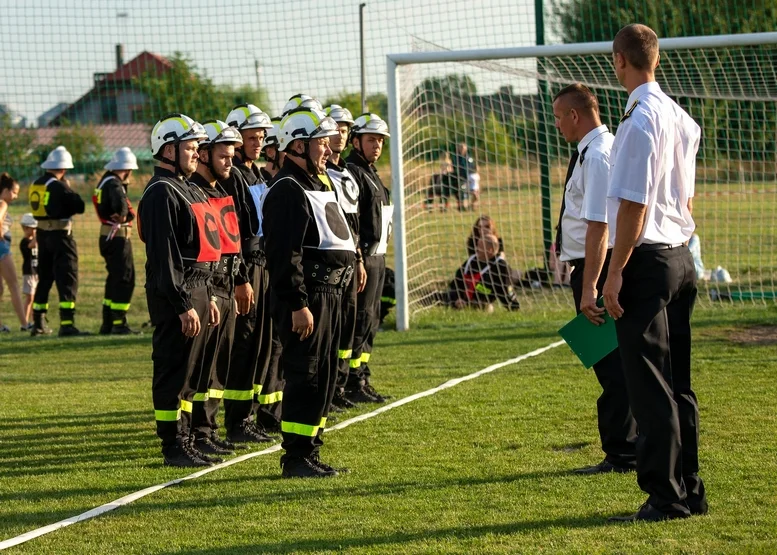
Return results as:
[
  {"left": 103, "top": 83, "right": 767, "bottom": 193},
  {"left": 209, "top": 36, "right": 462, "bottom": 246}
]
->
[{"left": 231, "top": 255, "right": 240, "bottom": 276}]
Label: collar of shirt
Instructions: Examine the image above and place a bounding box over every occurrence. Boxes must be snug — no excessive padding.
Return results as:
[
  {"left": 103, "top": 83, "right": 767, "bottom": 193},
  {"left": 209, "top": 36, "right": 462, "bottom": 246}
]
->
[
  {"left": 346, "top": 149, "right": 374, "bottom": 170},
  {"left": 625, "top": 81, "right": 662, "bottom": 113},
  {"left": 282, "top": 157, "right": 326, "bottom": 191},
  {"left": 153, "top": 166, "right": 182, "bottom": 180},
  {"left": 577, "top": 125, "right": 609, "bottom": 156}
]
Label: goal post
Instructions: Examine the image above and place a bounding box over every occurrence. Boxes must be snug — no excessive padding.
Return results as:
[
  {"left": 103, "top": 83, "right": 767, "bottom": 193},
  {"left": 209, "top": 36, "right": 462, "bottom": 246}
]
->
[{"left": 387, "top": 32, "right": 777, "bottom": 331}]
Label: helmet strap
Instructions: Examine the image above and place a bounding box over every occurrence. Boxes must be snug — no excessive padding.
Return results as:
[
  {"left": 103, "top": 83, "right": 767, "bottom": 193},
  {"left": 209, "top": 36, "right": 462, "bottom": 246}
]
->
[{"left": 303, "top": 141, "right": 318, "bottom": 175}]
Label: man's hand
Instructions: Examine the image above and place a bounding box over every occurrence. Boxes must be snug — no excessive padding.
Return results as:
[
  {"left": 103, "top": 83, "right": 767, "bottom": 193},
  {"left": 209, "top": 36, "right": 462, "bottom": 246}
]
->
[
  {"left": 356, "top": 261, "right": 367, "bottom": 293},
  {"left": 602, "top": 271, "right": 624, "bottom": 320},
  {"left": 109, "top": 214, "right": 122, "bottom": 223},
  {"left": 580, "top": 287, "right": 605, "bottom": 325},
  {"left": 234, "top": 283, "right": 254, "bottom": 315},
  {"left": 209, "top": 300, "right": 221, "bottom": 327},
  {"left": 291, "top": 307, "right": 314, "bottom": 340},
  {"left": 179, "top": 309, "right": 201, "bottom": 337}
]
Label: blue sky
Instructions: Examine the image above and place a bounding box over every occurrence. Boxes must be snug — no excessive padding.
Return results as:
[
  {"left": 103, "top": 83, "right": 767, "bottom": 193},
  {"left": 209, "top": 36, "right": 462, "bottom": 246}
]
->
[{"left": 1, "top": 0, "right": 542, "bottom": 124}]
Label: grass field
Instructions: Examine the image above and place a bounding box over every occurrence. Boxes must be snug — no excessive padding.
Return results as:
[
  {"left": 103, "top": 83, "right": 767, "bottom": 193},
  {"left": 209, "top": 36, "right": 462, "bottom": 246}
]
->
[{"left": 1, "top": 305, "right": 776, "bottom": 554}]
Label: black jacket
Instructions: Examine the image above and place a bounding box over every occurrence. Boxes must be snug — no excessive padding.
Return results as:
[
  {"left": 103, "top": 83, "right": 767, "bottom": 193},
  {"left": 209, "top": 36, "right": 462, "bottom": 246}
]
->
[
  {"left": 94, "top": 171, "right": 134, "bottom": 224},
  {"left": 346, "top": 150, "right": 389, "bottom": 255},
  {"left": 449, "top": 255, "right": 520, "bottom": 310},
  {"left": 137, "top": 167, "right": 213, "bottom": 314},
  {"left": 32, "top": 172, "right": 85, "bottom": 220},
  {"left": 263, "top": 159, "right": 356, "bottom": 311}
]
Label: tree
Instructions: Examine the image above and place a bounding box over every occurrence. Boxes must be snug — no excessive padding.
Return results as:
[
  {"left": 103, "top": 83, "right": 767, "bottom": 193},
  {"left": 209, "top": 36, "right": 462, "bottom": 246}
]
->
[
  {"left": 133, "top": 52, "right": 271, "bottom": 123},
  {"left": 411, "top": 74, "right": 478, "bottom": 112},
  {"left": 0, "top": 112, "right": 37, "bottom": 173},
  {"left": 322, "top": 91, "right": 389, "bottom": 118},
  {"left": 51, "top": 124, "right": 104, "bottom": 164}
]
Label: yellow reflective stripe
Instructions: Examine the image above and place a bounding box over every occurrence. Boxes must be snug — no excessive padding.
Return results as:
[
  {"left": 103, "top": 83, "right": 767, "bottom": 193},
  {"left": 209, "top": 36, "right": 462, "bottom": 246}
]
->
[
  {"left": 338, "top": 349, "right": 352, "bottom": 359},
  {"left": 258, "top": 390, "right": 283, "bottom": 404},
  {"left": 103, "top": 299, "right": 112, "bottom": 307},
  {"left": 475, "top": 283, "right": 492, "bottom": 295},
  {"left": 349, "top": 358, "right": 361, "bottom": 368},
  {"left": 193, "top": 392, "right": 209, "bottom": 402},
  {"left": 32, "top": 303, "right": 48, "bottom": 311},
  {"left": 281, "top": 420, "right": 319, "bottom": 437},
  {"left": 360, "top": 352, "right": 371, "bottom": 363},
  {"left": 155, "top": 409, "right": 180, "bottom": 422},
  {"left": 94, "top": 189, "right": 102, "bottom": 204},
  {"left": 110, "top": 302, "right": 131, "bottom": 311},
  {"left": 43, "top": 191, "right": 50, "bottom": 206},
  {"left": 319, "top": 417, "right": 327, "bottom": 428},
  {"left": 59, "top": 301, "right": 76, "bottom": 309},
  {"left": 60, "top": 320, "right": 73, "bottom": 325},
  {"left": 318, "top": 173, "right": 333, "bottom": 191},
  {"left": 180, "top": 400, "right": 193, "bottom": 413},
  {"left": 112, "top": 320, "right": 124, "bottom": 325},
  {"left": 253, "top": 384, "right": 263, "bottom": 395},
  {"left": 223, "top": 389, "right": 254, "bottom": 401},
  {"left": 208, "top": 389, "right": 224, "bottom": 399},
  {"left": 381, "top": 296, "right": 396, "bottom": 305}
]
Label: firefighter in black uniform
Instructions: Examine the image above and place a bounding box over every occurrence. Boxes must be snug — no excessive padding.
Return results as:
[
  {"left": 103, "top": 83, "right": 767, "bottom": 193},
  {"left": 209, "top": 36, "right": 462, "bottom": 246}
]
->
[
  {"left": 138, "top": 114, "right": 222, "bottom": 468},
  {"left": 185, "top": 120, "right": 255, "bottom": 460},
  {"left": 325, "top": 105, "right": 367, "bottom": 410},
  {"left": 221, "top": 103, "right": 278, "bottom": 443},
  {"left": 263, "top": 106, "right": 356, "bottom": 478},
  {"left": 93, "top": 147, "right": 139, "bottom": 335},
  {"left": 29, "top": 146, "right": 88, "bottom": 337},
  {"left": 346, "top": 114, "right": 393, "bottom": 403}
]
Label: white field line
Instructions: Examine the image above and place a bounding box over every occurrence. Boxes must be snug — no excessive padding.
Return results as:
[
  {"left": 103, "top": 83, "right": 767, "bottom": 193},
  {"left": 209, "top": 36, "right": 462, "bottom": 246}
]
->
[{"left": 0, "top": 339, "right": 565, "bottom": 551}]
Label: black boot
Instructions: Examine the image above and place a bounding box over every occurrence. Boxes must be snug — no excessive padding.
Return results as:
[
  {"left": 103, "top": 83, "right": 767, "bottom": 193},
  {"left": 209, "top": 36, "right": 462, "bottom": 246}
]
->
[
  {"left": 227, "top": 421, "right": 274, "bottom": 444},
  {"left": 99, "top": 304, "right": 112, "bottom": 335},
  {"left": 111, "top": 310, "right": 138, "bottom": 335},
  {"left": 281, "top": 456, "right": 338, "bottom": 478},
  {"left": 59, "top": 307, "right": 91, "bottom": 337},
  {"left": 162, "top": 438, "right": 212, "bottom": 468},
  {"left": 30, "top": 311, "right": 52, "bottom": 336}
]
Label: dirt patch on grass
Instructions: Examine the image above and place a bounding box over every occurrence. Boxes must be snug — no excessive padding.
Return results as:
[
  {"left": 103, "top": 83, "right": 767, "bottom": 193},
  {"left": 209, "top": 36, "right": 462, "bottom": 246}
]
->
[{"left": 729, "top": 325, "right": 777, "bottom": 345}]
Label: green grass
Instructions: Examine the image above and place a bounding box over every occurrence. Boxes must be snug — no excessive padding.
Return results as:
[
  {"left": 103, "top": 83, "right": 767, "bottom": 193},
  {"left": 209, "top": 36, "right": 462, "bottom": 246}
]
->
[{"left": 1, "top": 305, "right": 776, "bottom": 554}]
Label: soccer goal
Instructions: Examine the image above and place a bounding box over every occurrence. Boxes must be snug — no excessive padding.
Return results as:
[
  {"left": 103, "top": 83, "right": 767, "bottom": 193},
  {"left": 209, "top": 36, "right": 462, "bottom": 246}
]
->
[{"left": 386, "top": 32, "right": 777, "bottom": 330}]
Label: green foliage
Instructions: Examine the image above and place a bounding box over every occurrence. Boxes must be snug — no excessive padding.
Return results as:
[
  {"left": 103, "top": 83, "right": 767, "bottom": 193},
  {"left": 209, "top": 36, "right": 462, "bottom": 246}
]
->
[
  {"left": 322, "top": 91, "right": 389, "bottom": 118},
  {"left": 0, "top": 115, "right": 37, "bottom": 174},
  {"left": 133, "top": 52, "right": 270, "bottom": 123},
  {"left": 412, "top": 74, "right": 478, "bottom": 108},
  {"left": 50, "top": 124, "right": 104, "bottom": 164}
]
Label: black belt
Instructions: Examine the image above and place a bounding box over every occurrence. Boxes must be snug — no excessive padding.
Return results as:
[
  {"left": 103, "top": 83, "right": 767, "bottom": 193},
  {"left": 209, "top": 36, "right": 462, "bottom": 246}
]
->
[
  {"left": 302, "top": 260, "right": 353, "bottom": 287},
  {"left": 185, "top": 255, "right": 240, "bottom": 276},
  {"left": 634, "top": 243, "right": 684, "bottom": 253},
  {"left": 242, "top": 236, "right": 265, "bottom": 253}
]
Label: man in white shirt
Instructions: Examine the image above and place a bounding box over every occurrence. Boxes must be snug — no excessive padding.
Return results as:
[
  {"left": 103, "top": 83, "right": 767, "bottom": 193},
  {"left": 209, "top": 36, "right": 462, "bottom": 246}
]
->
[
  {"left": 553, "top": 83, "right": 637, "bottom": 476},
  {"left": 603, "top": 23, "right": 707, "bottom": 522}
]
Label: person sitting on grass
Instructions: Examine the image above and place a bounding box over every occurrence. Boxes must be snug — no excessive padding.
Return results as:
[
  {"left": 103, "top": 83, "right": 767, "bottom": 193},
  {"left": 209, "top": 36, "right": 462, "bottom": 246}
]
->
[{"left": 448, "top": 233, "right": 520, "bottom": 311}]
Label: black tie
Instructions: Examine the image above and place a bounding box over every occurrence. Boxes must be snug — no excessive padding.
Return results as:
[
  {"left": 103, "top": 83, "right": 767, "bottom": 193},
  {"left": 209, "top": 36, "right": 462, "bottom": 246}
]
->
[{"left": 555, "top": 149, "right": 579, "bottom": 253}]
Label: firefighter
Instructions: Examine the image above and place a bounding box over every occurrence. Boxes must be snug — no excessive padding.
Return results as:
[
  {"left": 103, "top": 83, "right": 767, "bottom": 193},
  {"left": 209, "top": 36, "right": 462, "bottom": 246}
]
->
[
  {"left": 263, "top": 106, "right": 356, "bottom": 478},
  {"left": 222, "top": 103, "right": 277, "bottom": 443},
  {"left": 137, "top": 114, "right": 221, "bottom": 468},
  {"left": 186, "top": 120, "right": 254, "bottom": 460},
  {"left": 29, "top": 145, "right": 88, "bottom": 337},
  {"left": 346, "top": 114, "right": 393, "bottom": 403},
  {"left": 324, "top": 105, "right": 367, "bottom": 410},
  {"left": 94, "top": 147, "right": 139, "bottom": 334},
  {"left": 259, "top": 117, "right": 284, "bottom": 182}
]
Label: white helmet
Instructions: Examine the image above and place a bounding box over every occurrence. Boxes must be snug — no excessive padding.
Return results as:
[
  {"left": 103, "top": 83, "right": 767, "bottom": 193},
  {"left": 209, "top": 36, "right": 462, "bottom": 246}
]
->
[
  {"left": 200, "top": 120, "right": 244, "bottom": 147},
  {"left": 325, "top": 104, "right": 354, "bottom": 126},
  {"left": 41, "top": 145, "right": 74, "bottom": 170},
  {"left": 351, "top": 113, "right": 390, "bottom": 138},
  {"left": 282, "top": 94, "right": 323, "bottom": 116},
  {"left": 278, "top": 108, "right": 338, "bottom": 152},
  {"left": 105, "top": 147, "right": 139, "bottom": 171},
  {"left": 20, "top": 213, "right": 38, "bottom": 228},
  {"left": 261, "top": 116, "right": 283, "bottom": 151},
  {"left": 150, "top": 114, "right": 207, "bottom": 158},
  {"left": 225, "top": 104, "right": 273, "bottom": 131}
]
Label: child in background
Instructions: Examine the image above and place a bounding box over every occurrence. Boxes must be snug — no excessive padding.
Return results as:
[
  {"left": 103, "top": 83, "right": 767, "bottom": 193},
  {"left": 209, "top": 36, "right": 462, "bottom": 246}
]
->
[
  {"left": 19, "top": 214, "right": 38, "bottom": 328},
  {"left": 468, "top": 171, "right": 480, "bottom": 212}
]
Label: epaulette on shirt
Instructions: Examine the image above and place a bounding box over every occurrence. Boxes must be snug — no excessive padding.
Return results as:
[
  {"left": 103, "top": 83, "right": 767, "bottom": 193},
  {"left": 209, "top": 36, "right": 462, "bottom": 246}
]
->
[{"left": 620, "top": 100, "right": 640, "bottom": 122}]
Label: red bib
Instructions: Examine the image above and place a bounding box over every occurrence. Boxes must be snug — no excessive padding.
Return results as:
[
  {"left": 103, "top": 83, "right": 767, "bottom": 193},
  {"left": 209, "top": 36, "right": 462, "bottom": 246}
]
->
[
  {"left": 208, "top": 196, "right": 241, "bottom": 255},
  {"left": 462, "top": 272, "right": 483, "bottom": 301},
  {"left": 190, "top": 201, "right": 222, "bottom": 262}
]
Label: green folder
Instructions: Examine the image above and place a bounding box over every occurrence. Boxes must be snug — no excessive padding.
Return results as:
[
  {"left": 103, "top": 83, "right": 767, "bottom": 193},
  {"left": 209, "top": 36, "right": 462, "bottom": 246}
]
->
[{"left": 558, "top": 299, "right": 618, "bottom": 369}]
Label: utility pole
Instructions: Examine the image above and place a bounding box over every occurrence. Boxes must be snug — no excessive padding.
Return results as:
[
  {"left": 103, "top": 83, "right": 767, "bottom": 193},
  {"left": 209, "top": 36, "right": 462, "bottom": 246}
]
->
[
  {"left": 535, "top": 0, "right": 553, "bottom": 272},
  {"left": 360, "top": 3, "right": 367, "bottom": 113},
  {"left": 254, "top": 58, "right": 261, "bottom": 91}
]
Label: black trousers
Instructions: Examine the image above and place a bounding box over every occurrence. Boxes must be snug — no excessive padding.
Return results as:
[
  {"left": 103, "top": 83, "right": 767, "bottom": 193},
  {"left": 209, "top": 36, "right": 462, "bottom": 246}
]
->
[
  {"left": 276, "top": 287, "right": 342, "bottom": 460},
  {"left": 256, "top": 266, "right": 284, "bottom": 426},
  {"left": 569, "top": 254, "right": 637, "bottom": 468},
  {"left": 336, "top": 264, "right": 359, "bottom": 389},
  {"left": 187, "top": 287, "right": 235, "bottom": 438},
  {"left": 349, "top": 254, "right": 385, "bottom": 386},
  {"left": 99, "top": 235, "right": 135, "bottom": 319},
  {"left": 148, "top": 285, "right": 210, "bottom": 447},
  {"left": 616, "top": 245, "right": 705, "bottom": 515},
  {"left": 230, "top": 261, "right": 272, "bottom": 434},
  {"left": 33, "top": 229, "right": 79, "bottom": 324}
]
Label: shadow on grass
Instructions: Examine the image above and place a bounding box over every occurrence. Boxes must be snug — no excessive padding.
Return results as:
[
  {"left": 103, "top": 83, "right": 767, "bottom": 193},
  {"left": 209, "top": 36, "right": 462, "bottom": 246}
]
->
[
  {"left": 174, "top": 517, "right": 607, "bottom": 554},
  {"left": 0, "top": 334, "right": 150, "bottom": 355},
  {"left": 0, "top": 410, "right": 151, "bottom": 431}
]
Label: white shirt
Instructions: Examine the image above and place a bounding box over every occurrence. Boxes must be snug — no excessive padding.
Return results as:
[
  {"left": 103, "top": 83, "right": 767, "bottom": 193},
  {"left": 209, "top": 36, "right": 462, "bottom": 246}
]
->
[
  {"left": 608, "top": 82, "right": 698, "bottom": 245},
  {"left": 560, "top": 125, "right": 617, "bottom": 262}
]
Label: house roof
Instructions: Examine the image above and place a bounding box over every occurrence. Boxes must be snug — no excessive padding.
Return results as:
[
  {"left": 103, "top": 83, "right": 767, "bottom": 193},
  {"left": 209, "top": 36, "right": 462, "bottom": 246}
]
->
[{"left": 103, "top": 51, "right": 172, "bottom": 83}]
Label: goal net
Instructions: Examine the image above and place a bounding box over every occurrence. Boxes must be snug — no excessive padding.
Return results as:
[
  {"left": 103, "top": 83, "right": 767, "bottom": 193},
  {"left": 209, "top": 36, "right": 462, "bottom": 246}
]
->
[{"left": 388, "top": 33, "right": 777, "bottom": 329}]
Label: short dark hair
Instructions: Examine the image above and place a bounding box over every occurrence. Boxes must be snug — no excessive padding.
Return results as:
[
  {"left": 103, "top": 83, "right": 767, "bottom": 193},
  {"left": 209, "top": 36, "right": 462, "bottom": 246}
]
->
[
  {"left": 552, "top": 83, "right": 599, "bottom": 117},
  {"left": 0, "top": 172, "right": 16, "bottom": 192},
  {"left": 613, "top": 24, "right": 659, "bottom": 71}
]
